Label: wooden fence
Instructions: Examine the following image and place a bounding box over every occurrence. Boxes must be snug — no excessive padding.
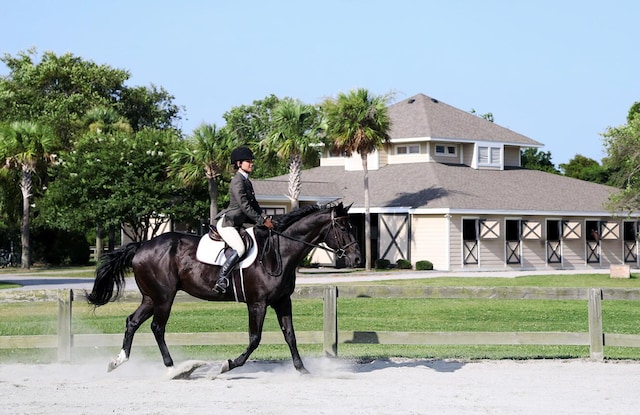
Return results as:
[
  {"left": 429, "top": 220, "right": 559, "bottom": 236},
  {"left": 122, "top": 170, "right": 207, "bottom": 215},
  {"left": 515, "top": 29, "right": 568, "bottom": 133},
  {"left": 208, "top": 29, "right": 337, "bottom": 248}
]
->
[{"left": 2, "top": 285, "right": 640, "bottom": 362}]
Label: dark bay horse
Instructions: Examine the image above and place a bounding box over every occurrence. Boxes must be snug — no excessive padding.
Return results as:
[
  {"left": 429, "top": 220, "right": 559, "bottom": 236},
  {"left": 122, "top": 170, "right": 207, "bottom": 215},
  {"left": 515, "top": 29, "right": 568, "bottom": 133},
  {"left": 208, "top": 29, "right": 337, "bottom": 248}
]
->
[{"left": 86, "top": 202, "right": 361, "bottom": 374}]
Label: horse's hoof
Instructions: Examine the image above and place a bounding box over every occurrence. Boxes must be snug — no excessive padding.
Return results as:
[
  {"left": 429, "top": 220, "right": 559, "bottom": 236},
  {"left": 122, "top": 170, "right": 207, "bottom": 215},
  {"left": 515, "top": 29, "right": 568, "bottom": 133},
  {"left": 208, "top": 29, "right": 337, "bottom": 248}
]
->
[
  {"left": 108, "top": 350, "right": 128, "bottom": 372},
  {"left": 219, "top": 360, "right": 231, "bottom": 374},
  {"left": 107, "top": 360, "right": 118, "bottom": 372}
]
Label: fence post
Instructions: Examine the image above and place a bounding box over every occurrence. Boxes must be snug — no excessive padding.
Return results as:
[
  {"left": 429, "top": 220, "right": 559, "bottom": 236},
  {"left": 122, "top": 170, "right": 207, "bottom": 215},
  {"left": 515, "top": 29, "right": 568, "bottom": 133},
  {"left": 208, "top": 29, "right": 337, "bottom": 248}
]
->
[
  {"left": 588, "top": 288, "right": 604, "bottom": 361},
  {"left": 323, "top": 286, "right": 338, "bottom": 357},
  {"left": 57, "top": 289, "right": 73, "bottom": 362}
]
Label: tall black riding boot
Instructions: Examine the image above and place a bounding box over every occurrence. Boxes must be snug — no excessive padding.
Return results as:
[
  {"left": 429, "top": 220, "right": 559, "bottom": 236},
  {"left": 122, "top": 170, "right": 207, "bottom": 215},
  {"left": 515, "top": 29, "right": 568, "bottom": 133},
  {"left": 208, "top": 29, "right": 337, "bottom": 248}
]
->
[{"left": 214, "top": 251, "right": 241, "bottom": 294}]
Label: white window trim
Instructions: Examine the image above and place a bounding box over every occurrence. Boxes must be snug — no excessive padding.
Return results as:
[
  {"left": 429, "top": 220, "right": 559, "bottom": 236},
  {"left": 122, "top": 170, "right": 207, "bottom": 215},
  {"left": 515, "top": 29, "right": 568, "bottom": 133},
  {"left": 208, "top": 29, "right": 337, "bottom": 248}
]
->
[
  {"left": 435, "top": 144, "right": 457, "bottom": 157},
  {"left": 476, "top": 142, "right": 503, "bottom": 168},
  {"left": 395, "top": 144, "right": 421, "bottom": 155}
]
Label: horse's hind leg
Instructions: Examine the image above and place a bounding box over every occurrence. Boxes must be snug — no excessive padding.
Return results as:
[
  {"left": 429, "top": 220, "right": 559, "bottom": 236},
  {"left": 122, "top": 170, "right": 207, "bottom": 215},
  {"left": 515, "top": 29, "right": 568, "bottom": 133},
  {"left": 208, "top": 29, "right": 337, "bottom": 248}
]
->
[
  {"left": 109, "top": 296, "right": 154, "bottom": 372},
  {"left": 150, "top": 300, "right": 176, "bottom": 368},
  {"left": 273, "top": 296, "right": 308, "bottom": 374},
  {"left": 221, "top": 302, "right": 267, "bottom": 373}
]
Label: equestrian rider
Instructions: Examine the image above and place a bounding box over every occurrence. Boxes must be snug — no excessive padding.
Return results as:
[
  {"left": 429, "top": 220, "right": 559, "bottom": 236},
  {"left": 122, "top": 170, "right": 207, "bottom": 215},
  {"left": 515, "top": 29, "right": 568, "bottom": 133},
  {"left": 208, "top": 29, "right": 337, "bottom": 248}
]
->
[{"left": 214, "top": 146, "right": 273, "bottom": 294}]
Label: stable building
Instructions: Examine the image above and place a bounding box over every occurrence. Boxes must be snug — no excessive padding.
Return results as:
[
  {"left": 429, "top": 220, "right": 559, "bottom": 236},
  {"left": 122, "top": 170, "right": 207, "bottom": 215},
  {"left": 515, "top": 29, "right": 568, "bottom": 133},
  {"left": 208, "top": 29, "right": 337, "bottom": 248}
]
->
[{"left": 253, "top": 93, "right": 640, "bottom": 271}]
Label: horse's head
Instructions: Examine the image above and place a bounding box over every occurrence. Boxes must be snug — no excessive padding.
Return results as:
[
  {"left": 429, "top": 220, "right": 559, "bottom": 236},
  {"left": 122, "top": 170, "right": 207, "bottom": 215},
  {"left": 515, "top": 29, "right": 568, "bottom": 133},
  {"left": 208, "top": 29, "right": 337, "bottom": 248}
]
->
[{"left": 322, "top": 203, "right": 362, "bottom": 268}]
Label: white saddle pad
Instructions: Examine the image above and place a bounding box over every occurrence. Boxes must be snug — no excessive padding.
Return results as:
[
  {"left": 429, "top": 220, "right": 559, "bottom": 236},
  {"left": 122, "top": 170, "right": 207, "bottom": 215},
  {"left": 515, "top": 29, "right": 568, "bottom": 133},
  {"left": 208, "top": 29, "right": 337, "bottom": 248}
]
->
[{"left": 195, "top": 227, "right": 258, "bottom": 269}]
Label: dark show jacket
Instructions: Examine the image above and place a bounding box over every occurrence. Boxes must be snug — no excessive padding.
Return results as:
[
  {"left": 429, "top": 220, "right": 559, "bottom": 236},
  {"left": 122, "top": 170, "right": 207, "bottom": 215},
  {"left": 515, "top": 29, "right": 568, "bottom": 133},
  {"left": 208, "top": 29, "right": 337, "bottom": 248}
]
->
[{"left": 217, "top": 170, "right": 267, "bottom": 227}]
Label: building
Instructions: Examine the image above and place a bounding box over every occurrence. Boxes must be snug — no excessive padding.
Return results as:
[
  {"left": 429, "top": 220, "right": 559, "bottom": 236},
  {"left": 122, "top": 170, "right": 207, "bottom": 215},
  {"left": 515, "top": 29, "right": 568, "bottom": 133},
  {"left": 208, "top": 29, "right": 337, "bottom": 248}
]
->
[{"left": 253, "top": 93, "right": 640, "bottom": 271}]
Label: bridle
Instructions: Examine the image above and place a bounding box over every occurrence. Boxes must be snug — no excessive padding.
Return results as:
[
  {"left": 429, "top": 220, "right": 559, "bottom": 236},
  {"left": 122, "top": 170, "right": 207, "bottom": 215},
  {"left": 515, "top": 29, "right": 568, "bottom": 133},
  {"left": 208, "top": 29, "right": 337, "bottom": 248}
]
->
[{"left": 259, "top": 209, "right": 358, "bottom": 276}]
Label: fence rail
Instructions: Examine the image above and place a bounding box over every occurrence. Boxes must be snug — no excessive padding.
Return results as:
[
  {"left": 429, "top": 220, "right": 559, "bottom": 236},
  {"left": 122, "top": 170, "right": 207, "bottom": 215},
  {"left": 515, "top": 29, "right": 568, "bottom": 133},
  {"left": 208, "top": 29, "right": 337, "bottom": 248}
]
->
[{"left": 2, "top": 285, "right": 640, "bottom": 362}]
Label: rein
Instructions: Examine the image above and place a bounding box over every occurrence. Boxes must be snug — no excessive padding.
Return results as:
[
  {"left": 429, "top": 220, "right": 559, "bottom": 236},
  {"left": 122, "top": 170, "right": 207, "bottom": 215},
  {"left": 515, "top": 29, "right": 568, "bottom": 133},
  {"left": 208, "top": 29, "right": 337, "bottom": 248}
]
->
[{"left": 259, "top": 212, "right": 357, "bottom": 277}]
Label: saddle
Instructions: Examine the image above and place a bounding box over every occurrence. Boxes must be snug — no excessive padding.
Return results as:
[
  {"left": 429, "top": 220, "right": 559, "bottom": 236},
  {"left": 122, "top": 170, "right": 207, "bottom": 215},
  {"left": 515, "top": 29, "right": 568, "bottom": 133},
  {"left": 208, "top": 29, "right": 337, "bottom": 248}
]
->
[
  {"left": 196, "top": 225, "right": 257, "bottom": 268},
  {"left": 207, "top": 224, "right": 254, "bottom": 252}
]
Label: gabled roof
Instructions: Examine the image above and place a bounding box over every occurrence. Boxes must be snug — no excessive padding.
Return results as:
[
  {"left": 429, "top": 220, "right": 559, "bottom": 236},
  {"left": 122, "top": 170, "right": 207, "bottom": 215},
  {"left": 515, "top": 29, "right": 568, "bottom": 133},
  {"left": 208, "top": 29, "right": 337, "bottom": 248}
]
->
[
  {"left": 266, "top": 163, "right": 622, "bottom": 216},
  {"left": 388, "top": 93, "right": 543, "bottom": 147}
]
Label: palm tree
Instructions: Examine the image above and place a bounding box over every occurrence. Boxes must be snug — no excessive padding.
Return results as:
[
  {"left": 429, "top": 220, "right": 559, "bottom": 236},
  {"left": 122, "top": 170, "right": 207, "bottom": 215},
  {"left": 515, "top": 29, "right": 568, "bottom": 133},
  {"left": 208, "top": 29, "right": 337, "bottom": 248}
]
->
[
  {"left": 83, "top": 106, "right": 133, "bottom": 135},
  {"left": 170, "top": 123, "right": 235, "bottom": 223},
  {"left": 322, "top": 89, "right": 392, "bottom": 270},
  {"left": 263, "top": 99, "right": 322, "bottom": 210},
  {"left": 0, "top": 121, "right": 55, "bottom": 269}
]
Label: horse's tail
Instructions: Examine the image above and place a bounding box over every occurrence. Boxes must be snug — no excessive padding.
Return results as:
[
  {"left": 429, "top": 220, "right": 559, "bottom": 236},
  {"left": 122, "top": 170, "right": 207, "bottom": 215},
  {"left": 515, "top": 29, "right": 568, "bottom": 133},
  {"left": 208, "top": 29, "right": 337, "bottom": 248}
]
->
[{"left": 85, "top": 242, "right": 141, "bottom": 306}]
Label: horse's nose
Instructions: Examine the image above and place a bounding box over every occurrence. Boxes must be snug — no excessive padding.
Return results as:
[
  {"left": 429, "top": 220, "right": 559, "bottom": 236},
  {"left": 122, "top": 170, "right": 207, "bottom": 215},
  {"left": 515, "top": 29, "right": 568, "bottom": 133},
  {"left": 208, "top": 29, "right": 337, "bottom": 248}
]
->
[{"left": 353, "top": 256, "right": 362, "bottom": 267}]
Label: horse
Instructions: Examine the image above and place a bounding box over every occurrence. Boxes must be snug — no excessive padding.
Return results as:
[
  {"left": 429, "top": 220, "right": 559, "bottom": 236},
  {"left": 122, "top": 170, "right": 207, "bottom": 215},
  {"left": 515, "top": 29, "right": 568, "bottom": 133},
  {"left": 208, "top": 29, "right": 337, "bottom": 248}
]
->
[{"left": 85, "top": 202, "right": 361, "bottom": 375}]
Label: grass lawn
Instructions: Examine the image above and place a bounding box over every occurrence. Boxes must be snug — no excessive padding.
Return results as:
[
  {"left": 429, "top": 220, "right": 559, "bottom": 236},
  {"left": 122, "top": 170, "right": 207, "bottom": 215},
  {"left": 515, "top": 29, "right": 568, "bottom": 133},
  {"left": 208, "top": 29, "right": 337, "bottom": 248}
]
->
[{"left": 1, "top": 271, "right": 640, "bottom": 363}]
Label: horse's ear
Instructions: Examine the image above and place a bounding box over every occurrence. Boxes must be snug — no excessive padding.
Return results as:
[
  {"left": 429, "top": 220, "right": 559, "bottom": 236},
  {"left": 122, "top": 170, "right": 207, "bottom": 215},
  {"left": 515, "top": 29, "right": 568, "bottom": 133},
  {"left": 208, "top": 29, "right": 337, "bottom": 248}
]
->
[{"left": 344, "top": 203, "right": 353, "bottom": 212}]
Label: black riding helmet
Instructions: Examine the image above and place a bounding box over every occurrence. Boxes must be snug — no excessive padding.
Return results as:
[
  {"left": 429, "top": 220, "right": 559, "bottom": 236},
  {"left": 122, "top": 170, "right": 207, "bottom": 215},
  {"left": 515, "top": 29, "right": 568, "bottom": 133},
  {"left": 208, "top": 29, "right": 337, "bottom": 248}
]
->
[{"left": 230, "top": 146, "right": 255, "bottom": 165}]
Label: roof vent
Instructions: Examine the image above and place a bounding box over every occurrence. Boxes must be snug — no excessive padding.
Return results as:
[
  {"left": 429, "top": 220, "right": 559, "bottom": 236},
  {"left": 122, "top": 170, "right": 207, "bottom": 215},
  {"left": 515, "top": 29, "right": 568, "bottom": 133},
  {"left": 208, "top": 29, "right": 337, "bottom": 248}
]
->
[
  {"left": 431, "top": 98, "right": 439, "bottom": 103},
  {"left": 407, "top": 98, "right": 415, "bottom": 104}
]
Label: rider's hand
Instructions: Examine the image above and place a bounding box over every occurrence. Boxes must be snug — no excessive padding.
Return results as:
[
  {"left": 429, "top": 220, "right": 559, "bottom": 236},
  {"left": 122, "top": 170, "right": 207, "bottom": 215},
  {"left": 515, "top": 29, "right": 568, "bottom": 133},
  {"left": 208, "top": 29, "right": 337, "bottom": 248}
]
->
[{"left": 263, "top": 216, "right": 274, "bottom": 229}]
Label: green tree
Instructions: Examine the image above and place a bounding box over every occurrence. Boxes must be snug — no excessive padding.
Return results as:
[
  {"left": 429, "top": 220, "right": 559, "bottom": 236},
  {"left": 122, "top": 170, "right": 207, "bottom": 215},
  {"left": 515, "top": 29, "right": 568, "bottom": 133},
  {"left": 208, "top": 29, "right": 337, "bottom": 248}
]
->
[
  {"left": 117, "top": 84, "right": 182, "bottom": 132},
  {"left": 0, "top": 121, "right": 55, "bottom": 268},
  {"left": 627, "top": 102, "right": 640, "bottom": 124},
  {"left": 559, "top": 154, "right": 609, "bottom": 184},
  {"left": 223, "top": 95, "right": 288, "bottom": 178},
  {"left": 0, "top": 49, "right": 182, "bottom": 149},
  {"left": 39, "top": 128, "right": 184, "bottom": 243},
  {"left": 170, "top": 123, "right": 236, "bottom": 223},
  {"left": 0, "top": 49, "right": 129, "bottom": 149},
  {"left": 601, "top": 112, "right": 640, "bottom": 213},
  {"left": 263, "top": 98, "right": 322, "bottom": 210},
  {"left": 322, "top": 88, "right": 392, "bottom": 270},
  {"left": 521, "top": 148, "right": 560, "bottom": 174}
]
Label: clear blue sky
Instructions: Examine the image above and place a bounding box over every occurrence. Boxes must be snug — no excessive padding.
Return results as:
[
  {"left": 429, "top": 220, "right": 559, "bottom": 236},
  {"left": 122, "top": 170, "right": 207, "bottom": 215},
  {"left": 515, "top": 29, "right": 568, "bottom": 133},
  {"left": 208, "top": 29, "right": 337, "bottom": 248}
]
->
[{"left": 1, "top": 0, "right": 638, "bottom": 167}]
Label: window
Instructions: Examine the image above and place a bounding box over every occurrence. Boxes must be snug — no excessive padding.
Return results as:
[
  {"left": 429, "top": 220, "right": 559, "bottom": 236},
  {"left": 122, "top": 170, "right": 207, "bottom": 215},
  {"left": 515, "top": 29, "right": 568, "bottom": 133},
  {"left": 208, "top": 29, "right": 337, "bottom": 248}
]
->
[
  {"left": 396, "top": 144, "right": 420, "bottom": 155},
  {"left": 263, "top": 207, "right": 286, "bottom": 216},
  {"left": 435, "top": 144, "right": 456, "bottom": 156},
  {"left": 477, "top": 145, "right": 501, "bottom": 165}
]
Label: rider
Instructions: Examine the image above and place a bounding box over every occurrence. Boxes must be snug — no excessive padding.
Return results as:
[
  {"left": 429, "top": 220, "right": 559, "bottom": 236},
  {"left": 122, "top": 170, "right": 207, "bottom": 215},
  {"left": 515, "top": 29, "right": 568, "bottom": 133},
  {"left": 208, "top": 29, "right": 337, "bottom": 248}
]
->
[{"left": 213, "top": 146, "right": 274, "bottom": 294}]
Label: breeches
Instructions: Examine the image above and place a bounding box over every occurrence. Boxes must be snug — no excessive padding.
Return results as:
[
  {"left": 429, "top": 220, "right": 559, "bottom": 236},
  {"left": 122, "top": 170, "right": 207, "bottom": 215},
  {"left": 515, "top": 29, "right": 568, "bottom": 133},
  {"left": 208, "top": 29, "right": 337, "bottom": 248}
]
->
[{"left": 216, "top": 216, "right": 246, "bottom": 256}]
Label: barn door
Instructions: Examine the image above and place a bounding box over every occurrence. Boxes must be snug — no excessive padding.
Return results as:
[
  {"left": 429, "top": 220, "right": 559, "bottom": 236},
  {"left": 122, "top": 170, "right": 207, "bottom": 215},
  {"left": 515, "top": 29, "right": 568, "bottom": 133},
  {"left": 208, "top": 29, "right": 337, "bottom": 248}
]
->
[{"left": 378, "top": 214, "right": 410, "bottom": 262}]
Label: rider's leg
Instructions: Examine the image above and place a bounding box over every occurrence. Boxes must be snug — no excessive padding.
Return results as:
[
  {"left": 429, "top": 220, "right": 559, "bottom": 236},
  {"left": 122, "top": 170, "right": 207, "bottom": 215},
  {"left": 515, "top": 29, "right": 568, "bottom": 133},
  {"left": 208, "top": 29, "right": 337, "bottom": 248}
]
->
[{"left": 214, "top": 217, "right": 246, "bottom": 294}]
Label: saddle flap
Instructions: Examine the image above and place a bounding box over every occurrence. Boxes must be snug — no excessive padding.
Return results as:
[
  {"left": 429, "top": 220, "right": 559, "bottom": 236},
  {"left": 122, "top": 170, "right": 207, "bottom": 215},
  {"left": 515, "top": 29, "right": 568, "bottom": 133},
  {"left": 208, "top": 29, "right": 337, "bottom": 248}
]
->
[{"left": 197, "top": 227, "right": 257, "bottom": 268}]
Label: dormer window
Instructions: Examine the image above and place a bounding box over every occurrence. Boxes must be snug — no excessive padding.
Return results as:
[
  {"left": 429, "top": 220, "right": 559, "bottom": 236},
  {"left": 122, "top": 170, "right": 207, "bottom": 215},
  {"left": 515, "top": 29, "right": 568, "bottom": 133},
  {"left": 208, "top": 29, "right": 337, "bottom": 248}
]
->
[
  {"left": 396, "top": 144, "right": 420, "bottom": 155},
  {"left": 477, "top": 145, "right": 502, "bottom": 166},
  {"left": 435, "top": 144, "right": 457, "bottom": 157}
]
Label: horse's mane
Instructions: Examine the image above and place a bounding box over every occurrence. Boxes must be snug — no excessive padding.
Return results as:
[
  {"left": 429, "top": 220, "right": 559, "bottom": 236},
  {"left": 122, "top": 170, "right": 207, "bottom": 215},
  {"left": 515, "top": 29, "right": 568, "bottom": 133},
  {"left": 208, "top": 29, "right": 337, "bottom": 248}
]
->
[
  {"left": 271, "top": 202, "right": 348, "bottom": 232},
  {"left": 273, "top": 204, "right": 323, "bottom": 232}
]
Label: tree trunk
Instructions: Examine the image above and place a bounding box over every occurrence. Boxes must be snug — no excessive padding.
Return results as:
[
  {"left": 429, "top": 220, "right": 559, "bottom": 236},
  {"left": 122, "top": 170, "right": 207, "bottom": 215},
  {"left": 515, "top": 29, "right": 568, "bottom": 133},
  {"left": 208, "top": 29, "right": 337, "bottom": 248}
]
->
[
  {"left": 20, "top": 169, "right": 31, "bottom": 269},
  {"left": 95, "top": 223, "right": 103, "bottom": 263},
  {"left": 208, "top": 177, "right": 218, "bottom": 224},
  {"left": 288, "top": 154, "right": 301, "bottom": 211},
  {"left": 108, "top": 225, "right": 116, "bottom": 251},
  {"left": 362, "top": 153, "right": 372, "bottom": 270}
]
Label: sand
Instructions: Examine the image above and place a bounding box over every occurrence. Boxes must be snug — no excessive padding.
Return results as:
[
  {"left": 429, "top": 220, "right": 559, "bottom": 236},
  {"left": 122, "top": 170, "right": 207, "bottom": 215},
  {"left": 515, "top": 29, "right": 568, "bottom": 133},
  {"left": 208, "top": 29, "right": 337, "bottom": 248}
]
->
[{"left": 1, "top": 357, "right": 638, "bottom": 414}]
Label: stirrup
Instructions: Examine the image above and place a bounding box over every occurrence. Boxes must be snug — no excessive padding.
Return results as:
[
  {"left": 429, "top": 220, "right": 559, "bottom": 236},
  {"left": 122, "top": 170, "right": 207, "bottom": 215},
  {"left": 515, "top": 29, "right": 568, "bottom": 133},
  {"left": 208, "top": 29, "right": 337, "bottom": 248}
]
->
[{"left": 214, "top": 277, "right": 229, "bottom": 294}]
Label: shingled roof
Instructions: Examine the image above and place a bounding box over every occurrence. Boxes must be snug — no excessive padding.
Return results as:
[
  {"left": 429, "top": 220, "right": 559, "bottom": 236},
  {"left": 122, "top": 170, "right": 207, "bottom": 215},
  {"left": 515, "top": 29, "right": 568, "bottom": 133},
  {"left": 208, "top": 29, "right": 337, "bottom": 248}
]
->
[
  {"left": 279, "top": 163, "right": 619, "bottom": 215},
  {"left": 388, "top": 93, "right": 543, "bottom": 147}
]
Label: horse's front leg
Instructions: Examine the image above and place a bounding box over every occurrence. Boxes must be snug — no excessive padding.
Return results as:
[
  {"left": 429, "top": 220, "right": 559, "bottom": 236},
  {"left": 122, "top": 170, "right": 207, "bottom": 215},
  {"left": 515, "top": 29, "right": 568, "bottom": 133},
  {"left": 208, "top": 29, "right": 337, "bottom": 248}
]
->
[
  {"left": 220, "top": 301, "right": 267, "bottom": 373},
  {"left": 273, "top": 296, "right": 308, "bottom": 374}
]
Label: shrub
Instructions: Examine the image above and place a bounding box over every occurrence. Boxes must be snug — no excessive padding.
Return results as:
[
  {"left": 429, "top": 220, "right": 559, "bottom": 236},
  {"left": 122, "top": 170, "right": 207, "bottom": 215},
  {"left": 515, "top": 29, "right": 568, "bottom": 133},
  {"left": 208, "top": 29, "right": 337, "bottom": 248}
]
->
[
  {"left": 416, "top": 260, "right": 434, "bottom": 271},
  {"left": 375, "top": 258, "right": 390, "bottom": 269},
  {"left": 396, "top": 259, "right": 412, "bottom": 269}
]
